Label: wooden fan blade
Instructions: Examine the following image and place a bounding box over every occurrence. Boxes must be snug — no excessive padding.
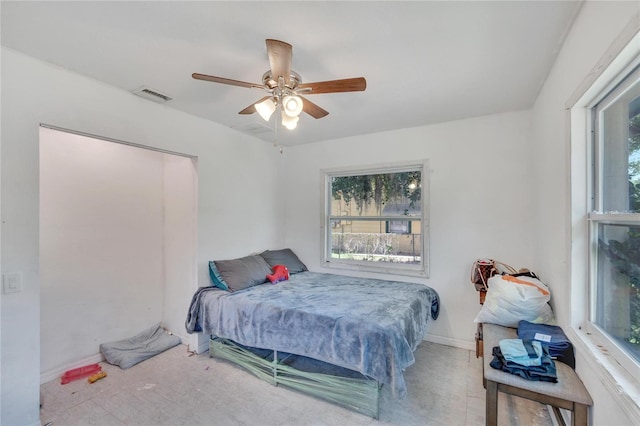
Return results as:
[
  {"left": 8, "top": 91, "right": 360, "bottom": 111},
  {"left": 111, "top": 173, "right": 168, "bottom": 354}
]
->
[
  {"left": 238, "top": 96, "right": 271, "bottom": 115},
  {"left": 192, "top": 73, "right": 262, "bottom": 89},
  {"left": 266, "top": 39, "right": 292, "bottom": 85},
  {"left": 300, "top": 96, "right": 329, "bottom": 119},
  {"left": 298, "top": 77, "right": 366, "bottom": 94},
  {"left": 238, "top": 105, "right": 256, "bottom": 115}
]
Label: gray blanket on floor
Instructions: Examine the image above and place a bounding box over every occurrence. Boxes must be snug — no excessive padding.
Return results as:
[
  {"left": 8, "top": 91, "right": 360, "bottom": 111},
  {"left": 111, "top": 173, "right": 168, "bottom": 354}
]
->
[
  {"left": 101, "top": 323, "right": 181, "bottom": 369},
  {"left": 185, "top": 271, "right": 439, "bottom": 398}
]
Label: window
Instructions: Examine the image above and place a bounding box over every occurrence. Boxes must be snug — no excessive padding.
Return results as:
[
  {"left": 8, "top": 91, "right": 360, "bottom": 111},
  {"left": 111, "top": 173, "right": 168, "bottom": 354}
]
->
[
  {"left": 386, "top": 220, "right": 411, "bottom": 234},
  {"left": 569, "top": 28, "right": 640, "bottom": 419},
  {"left": 588, "top": 64, "right": 640, "bottom": 372},
  {"left": 321, "top": 161, "right": 428, "bottom": 277}
]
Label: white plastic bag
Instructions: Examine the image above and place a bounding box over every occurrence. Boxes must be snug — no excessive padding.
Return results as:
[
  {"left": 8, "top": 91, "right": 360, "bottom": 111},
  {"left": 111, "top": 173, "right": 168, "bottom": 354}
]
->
[{"left": 474, "top": 274, "right": 555, "bottom": 327}]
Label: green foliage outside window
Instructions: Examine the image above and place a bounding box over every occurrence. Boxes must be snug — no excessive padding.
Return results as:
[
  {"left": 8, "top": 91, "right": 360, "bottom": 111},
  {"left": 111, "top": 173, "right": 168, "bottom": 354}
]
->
[
  {"left": 331, "top": 171, "right": 421, "bottom": 213},
  {"left": 330, "top": 171, "right": 422, "bottom": 263},
  {"left": 625, "top": 110, "right": 639, "bottom": 347},
  {"left": 599, "top": 108, "right": 640, "bottom": 351}
]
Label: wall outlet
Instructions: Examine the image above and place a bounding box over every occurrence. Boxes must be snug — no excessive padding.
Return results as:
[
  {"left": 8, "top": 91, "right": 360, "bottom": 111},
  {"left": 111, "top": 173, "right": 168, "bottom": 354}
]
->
[{"left": 3, "top": 273, "right": 23, "bottom": 294}]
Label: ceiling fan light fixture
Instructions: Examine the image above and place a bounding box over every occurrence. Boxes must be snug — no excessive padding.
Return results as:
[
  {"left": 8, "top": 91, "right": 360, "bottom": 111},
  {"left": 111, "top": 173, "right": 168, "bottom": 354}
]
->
[
  {"left": 282, "top": 113, "right": 299, "bottom": 130},
  {"left": 282, "top": 95, "right": 303, "bottom": 117},
  {"left": 255, "top": 98, "right": 277, "bottom": 121},
  {"left": 193, "top": 39, "right": 367, "bottom": 128}
]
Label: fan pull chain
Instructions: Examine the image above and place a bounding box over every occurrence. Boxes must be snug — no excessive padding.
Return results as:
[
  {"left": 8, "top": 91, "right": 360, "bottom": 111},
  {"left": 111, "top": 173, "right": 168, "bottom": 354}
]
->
[{"left": 273, "top": 109, "right": 284, "bottom": 154}]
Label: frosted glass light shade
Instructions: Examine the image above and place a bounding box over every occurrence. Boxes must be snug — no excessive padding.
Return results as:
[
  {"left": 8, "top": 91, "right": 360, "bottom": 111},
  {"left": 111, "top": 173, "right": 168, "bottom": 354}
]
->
[
  {"left": 282, "top": 114, "right": 299, "bottom": 130},
  {"left": 255, "top": 98, "right": 276, "bottom": 121},
  {"left": 282, "top": 95, "right": 303, "bottom": 117}
]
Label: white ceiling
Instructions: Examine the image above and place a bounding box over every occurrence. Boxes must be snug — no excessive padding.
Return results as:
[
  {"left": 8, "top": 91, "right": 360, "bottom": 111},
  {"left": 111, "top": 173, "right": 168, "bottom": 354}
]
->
[{"left": 1, "top": 1, "right": 582, "bottom": 146}]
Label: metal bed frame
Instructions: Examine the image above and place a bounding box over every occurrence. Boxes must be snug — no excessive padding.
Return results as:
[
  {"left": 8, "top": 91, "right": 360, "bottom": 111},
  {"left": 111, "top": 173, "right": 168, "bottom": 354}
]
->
[{"left": 209, "top": 337, "right": 381, "bottom": 419}]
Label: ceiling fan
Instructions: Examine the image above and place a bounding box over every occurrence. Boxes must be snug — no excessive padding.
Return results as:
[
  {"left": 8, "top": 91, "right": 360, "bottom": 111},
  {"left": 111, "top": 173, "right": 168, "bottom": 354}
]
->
[{"left": 192, "top": 39, "right": 367, "bottom": 130}]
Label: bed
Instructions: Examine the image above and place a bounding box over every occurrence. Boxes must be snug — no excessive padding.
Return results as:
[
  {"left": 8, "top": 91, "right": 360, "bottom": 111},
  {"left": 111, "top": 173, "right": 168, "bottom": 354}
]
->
[{"left": 185, "top": 249, "right": 439, "bottom": 418}]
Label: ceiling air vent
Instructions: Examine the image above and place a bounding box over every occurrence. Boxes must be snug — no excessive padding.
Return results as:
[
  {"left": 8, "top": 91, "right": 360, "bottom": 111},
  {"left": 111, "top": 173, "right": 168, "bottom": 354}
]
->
[{"left": 131, "top": 86, "right": 173, "bottom": 103}]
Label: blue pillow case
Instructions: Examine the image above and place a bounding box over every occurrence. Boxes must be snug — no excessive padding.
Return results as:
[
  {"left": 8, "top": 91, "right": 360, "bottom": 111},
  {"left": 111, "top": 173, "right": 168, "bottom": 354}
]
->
[{"left": 208, "top": 261, "right": 229, "bottom": 291}]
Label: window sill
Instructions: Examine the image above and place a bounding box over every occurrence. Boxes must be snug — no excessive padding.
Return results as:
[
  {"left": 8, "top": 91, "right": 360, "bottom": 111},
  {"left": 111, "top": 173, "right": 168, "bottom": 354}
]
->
[
  {"left": 567, "top": 326, "right": 640, "bottom": 424},
  {"left": 320, "top": 259, "right": 428, "bottom": 279}
]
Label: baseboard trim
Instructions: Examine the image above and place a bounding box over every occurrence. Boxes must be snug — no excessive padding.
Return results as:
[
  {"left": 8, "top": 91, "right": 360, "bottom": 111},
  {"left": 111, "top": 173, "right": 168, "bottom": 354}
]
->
[
  {"left": 424, "top": 333, "right": 475, "bottom": 351},
  {"left": 40, "top": 352, "right": 104, "bottom": 385}
]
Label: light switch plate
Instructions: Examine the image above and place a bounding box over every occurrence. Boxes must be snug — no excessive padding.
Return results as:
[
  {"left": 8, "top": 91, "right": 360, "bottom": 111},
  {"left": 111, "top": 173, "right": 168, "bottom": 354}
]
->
[{"left": 3, "top": 273, "right": 23, "bottom": 294}]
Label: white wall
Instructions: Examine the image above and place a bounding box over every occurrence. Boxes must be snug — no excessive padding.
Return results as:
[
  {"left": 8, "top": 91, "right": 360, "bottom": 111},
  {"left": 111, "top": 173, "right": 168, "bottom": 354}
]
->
[
  {"left": 530, "top": 2, "right": 640, "bottom": 425},
  {"left": 281, "top": 110, "right": 536, "bottom": 349},
  {"left": 39, "top": 128, "right": 197, "bottom": 379},
  {"left": 1, "top": 48, "right": 281, "bottom": 426},
  {"left": 163, "top": 154, "right": 198, "bottom": 342}
]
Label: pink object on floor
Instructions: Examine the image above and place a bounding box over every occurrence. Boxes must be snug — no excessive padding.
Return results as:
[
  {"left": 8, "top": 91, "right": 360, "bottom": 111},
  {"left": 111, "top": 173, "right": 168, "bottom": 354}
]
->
[{"left": 61, "top": 363, "right": 102, "bottom": 384}]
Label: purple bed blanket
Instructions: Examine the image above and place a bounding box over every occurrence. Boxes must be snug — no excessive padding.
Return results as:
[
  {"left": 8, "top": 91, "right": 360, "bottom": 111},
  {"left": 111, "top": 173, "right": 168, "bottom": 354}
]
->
[{"left": 185, "top": 271, "right": 439, "bottom": 398}]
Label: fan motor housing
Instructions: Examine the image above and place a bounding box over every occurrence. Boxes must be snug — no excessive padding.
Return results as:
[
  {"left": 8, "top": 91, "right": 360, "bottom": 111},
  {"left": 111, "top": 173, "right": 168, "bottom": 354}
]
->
[{"left": 262, "top": 70, "right": 301, "bottom": 90}]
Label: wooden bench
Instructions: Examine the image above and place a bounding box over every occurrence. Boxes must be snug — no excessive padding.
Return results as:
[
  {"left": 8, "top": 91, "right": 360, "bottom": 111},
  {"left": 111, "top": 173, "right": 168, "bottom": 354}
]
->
[{"left": 482, "top": 323, "right": 593, "bottom": 426}]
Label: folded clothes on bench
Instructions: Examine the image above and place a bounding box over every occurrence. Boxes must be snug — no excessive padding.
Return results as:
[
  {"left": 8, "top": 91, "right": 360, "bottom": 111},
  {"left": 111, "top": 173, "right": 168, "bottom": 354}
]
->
[
  {"left": 499, "top": 338, "right": 544, "bottom": 367},
  {"left": 490, "top": 342, "right": 558, "bottom": 383},
  {"left": 517, "top": 320, "right": 575, "bottom": 369}
]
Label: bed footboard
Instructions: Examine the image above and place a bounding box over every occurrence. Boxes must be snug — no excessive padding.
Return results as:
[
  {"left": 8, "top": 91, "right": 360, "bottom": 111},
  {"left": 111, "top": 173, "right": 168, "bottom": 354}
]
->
[{"left": 209, "top": 337, "right": 380, "bottom": 419}]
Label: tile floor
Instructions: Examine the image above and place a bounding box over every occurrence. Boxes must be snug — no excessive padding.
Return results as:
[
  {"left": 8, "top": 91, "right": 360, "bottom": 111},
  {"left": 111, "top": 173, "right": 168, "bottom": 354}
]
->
[{"left": 40, "top": 342, "right": 552, "bottom": 425}]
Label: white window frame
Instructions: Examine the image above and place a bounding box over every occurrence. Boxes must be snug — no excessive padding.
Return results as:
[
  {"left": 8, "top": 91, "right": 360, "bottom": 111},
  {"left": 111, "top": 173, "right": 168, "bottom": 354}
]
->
[
  {"left": 569, "top": 29, "right": 640, "bottom": 422},
  {"left": 320, "top": 160, "right": 429, "bottom": 278}
]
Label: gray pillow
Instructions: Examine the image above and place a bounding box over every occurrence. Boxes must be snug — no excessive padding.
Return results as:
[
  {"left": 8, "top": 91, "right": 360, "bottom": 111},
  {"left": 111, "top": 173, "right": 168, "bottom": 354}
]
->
[
  {"left": 260, "top": 248, "right": 308, "bottom": 274},
  {"left": 214, "top": 255, "right": 272, "bottom": 292}
]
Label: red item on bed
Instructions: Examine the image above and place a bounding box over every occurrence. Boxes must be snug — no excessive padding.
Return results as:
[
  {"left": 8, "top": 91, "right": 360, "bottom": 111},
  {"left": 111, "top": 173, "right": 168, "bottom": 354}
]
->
[{"left": 267, "top": 264, "right": 289, "bottom": 284}]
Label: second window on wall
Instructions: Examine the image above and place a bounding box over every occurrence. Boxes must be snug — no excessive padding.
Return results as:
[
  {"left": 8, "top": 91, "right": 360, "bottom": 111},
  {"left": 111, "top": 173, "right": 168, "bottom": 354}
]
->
[{"left": 588, "top": 63, "right": 640, "bottom": 371}]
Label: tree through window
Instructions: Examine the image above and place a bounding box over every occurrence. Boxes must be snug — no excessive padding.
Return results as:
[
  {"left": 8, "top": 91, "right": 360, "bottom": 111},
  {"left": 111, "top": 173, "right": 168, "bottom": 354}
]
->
[
  {"left": 591, "top": 65, "right": 640, "bottom": 365},
  {"left": 322, "top": 162, "right": 428, "bottom": 277}
]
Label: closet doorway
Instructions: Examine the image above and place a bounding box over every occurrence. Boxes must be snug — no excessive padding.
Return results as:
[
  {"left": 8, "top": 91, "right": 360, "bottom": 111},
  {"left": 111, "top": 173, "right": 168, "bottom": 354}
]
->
[{"left": 39, "top": 125, "right": 197, "bottom": 382}]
